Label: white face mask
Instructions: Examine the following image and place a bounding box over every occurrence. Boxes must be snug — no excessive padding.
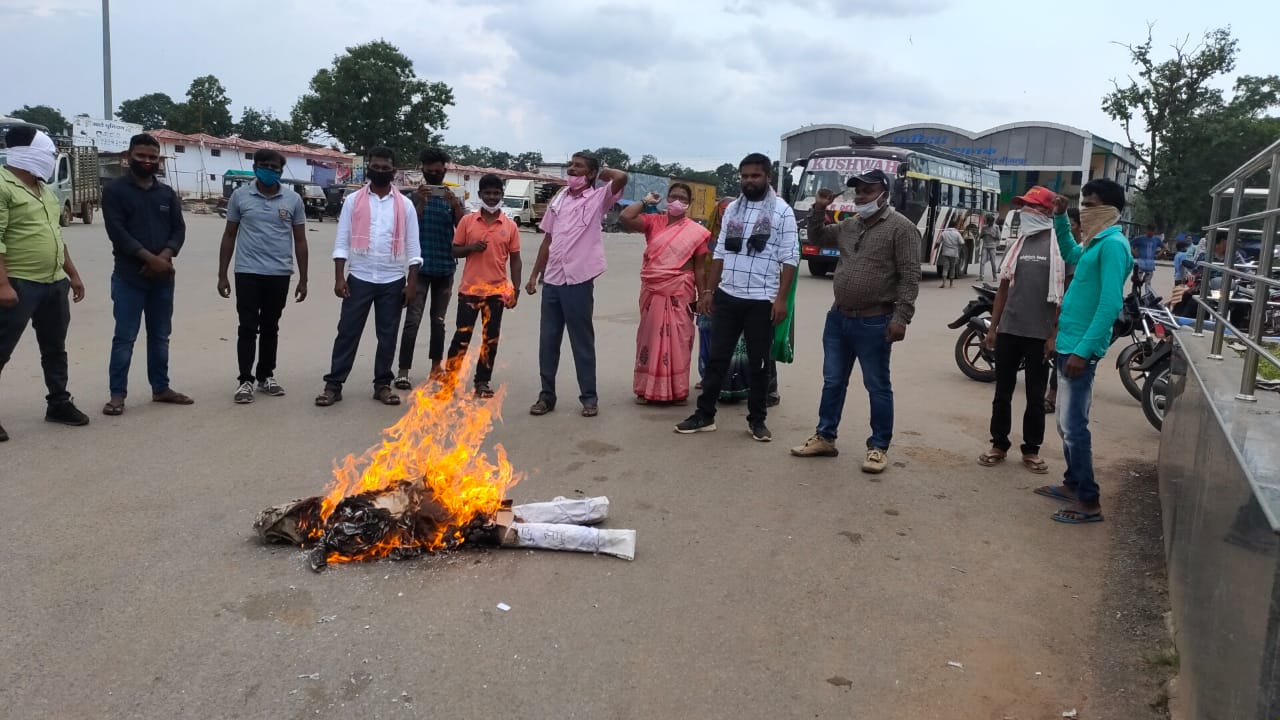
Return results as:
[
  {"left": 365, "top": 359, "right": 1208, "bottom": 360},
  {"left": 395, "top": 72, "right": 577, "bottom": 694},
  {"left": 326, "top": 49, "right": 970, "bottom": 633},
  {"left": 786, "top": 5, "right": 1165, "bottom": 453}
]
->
[
  {"left": 5, "top": 131, "right": 57, "bottom": 182},
  {"left": 854, "top": 192, "right": 885, "bottom": 218},
  {"left": 481, "top": 200, "right": 502, "bottom": 213}
]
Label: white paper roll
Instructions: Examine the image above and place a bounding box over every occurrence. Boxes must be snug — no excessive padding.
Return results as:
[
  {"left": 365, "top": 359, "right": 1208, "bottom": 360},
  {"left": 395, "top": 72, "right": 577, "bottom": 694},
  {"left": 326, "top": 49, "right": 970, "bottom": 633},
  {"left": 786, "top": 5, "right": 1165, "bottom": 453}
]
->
[
  {"left": 510, "top": 522, "right": 635, "bottom": 561},
  {"left": 512, "top": 496, "right": 610, "bottom": 526}
]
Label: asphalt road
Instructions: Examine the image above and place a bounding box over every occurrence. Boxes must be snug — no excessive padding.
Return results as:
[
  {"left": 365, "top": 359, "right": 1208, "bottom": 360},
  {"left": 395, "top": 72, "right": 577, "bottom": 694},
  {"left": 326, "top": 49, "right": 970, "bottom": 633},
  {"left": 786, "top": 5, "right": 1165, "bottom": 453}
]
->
[{"left": 1, "top": 214, "right": 1162, "bottom": 719}]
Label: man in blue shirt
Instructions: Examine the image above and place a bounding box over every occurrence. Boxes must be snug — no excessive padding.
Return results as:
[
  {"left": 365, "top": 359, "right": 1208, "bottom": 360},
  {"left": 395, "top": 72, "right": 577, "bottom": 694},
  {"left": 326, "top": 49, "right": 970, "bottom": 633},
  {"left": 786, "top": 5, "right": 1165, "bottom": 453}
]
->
[
  {"left": 1171, "top": 240, "right": 1191, "bottom": 285},
  {"left": 1130, "top": 224, "right": 1162, "bottom": 279},
  {"left": 395, "top": 148, "right": 463, "bottom": 388}
]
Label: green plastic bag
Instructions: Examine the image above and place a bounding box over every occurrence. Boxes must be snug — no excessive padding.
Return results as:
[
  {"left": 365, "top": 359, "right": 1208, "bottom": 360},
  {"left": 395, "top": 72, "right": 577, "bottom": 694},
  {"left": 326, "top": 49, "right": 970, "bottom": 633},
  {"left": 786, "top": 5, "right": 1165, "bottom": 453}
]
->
[{"left": 772, "top": 266, "right": 799, "bottom": 363}]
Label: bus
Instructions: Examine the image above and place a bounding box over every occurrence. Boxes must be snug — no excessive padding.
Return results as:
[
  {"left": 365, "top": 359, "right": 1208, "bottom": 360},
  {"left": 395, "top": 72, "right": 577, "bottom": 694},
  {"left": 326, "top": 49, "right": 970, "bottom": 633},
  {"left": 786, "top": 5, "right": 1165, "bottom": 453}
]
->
[{"left": 787, "top": 137, "right": 1001, "bottom": 277}]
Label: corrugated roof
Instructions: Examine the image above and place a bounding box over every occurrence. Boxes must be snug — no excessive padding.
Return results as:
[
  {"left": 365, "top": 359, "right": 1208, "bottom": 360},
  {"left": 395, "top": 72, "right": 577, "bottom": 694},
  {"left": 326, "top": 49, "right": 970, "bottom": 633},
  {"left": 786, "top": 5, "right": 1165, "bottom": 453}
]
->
[{"left": 146, "top": 128, "right": 353, "bottom": 162}]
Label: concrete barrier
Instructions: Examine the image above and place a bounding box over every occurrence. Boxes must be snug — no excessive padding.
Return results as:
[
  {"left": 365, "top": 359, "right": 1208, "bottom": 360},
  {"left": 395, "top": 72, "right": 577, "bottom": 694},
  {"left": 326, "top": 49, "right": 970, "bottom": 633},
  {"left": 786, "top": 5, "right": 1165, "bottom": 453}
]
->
[{"left": 1160, "top": 331, "right": 1280, "bottom": 718}]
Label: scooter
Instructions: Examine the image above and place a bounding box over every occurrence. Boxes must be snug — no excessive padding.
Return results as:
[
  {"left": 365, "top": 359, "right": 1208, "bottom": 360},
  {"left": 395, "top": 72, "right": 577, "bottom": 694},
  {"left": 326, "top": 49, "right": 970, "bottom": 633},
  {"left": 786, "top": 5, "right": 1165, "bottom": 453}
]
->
[{"left": 948, "top": 283, "right": 999, "bottom": 382}]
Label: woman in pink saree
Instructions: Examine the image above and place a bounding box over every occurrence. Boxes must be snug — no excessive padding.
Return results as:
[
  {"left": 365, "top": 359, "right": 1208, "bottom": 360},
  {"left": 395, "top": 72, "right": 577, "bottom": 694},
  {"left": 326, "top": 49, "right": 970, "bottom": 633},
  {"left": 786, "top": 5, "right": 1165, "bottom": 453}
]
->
[{"left": 620, "top": 183, "right": 711, "bottom": 404}]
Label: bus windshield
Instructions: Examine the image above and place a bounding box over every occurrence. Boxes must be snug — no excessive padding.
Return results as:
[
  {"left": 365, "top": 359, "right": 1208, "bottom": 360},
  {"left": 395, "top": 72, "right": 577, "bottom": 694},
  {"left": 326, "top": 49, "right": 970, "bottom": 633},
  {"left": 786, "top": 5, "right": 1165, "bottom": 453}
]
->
[{"left": 795, "top": 155, "right": 901, "bottom": 203}]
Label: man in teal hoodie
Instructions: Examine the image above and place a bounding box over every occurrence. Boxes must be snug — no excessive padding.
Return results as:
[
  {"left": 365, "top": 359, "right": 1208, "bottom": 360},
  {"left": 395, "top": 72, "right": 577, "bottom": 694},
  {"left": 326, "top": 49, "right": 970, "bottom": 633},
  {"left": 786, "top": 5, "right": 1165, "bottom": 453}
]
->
[{"left": 1034, "top": 179, "right": 1133, "bottom": 524}]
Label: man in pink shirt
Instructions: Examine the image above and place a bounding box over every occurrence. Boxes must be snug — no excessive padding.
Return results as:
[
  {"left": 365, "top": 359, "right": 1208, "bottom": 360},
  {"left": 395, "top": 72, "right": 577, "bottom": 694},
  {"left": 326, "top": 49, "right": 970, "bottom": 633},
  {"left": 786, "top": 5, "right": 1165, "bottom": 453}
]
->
[{"left": 524, "top": 152, "right": 627, "bottom": 417}]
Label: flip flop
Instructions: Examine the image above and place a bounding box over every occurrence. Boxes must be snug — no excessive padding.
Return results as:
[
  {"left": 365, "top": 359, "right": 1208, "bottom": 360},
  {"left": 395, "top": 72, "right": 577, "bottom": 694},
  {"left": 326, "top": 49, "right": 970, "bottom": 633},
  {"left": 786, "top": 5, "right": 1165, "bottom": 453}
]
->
[
  {"left": 393, "top": 375, "right": 412, "bottom": 390},
  {"left": 529, "top": 399, "right": 554, "bottom": 416},
  {"left": 1052, "top": 508, "right": 1104, "bottom": 524},
  {"left": 977, "top": 449, "right": 1007, "bottom": 467},
  {"left": 314, "top": 389, "right": 342, "bottom": 407},
  {"left": 1022, "top": 456, "right": 1050, "bottom": 475},
  {"left": 1034, "top": 485, "right": 1077, "bottom": 502},
  {"left": 102, "top": 398, "right": 125, "bottom": 416},
  {"left": 475, "top": 383, "right": 495, "bottom": 399},
  {"left": 152, "top": 390, "right": 194, "bottom": 405},
  {"left": 581, "top": 406, "right": 599, "bottom": 418}
]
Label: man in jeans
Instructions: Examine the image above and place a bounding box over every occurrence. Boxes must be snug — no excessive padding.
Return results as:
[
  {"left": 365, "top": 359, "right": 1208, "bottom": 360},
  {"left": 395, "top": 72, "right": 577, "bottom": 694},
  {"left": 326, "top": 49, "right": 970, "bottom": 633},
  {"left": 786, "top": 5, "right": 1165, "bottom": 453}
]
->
[
  {"left": 976, "top": 186, "right": 1065, "bottom": 475},
  {"left": 0, "top": 126, "right": 90, "bottom": 441},
  {"left": 790, "top": 169, "right": 919, "bottom": 472},
  {"left": 316, "top": 146, "right": 421, "bottom": 408},
  {"left": 675, "top": 153, "right": 798, "bottom": 441},
  {"left": 395, "top": 147, "right": 463, "bottom": 389},
  {"left": 1034, "top": 180, "right": 1133, "bottom": 524},
  {"left": 216, "top": 148, "right": 309, "bottom": 403},
  {"left": 102, "top": 132, "right": 192, "bottom": 415},
  {"left": 977, "top": 214, "right": 1000, "bottom": 282},
  {"left": 524, "top": 152, "right": 627, "bottom": 417}
]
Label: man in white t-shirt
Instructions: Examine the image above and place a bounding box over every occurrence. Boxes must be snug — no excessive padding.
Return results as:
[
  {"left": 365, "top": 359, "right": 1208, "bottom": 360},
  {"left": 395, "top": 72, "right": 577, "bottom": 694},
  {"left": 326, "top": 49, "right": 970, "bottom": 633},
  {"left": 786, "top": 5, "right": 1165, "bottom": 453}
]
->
[{"left": 675, "top": 153, "right": 798, "bottom": 441}]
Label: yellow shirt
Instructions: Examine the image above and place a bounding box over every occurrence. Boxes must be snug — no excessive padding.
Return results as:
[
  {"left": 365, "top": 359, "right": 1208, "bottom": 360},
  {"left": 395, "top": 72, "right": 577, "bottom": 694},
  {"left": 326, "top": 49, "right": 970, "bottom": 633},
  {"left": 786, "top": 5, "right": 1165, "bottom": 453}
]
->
[{"left": 0, "top": 166, "right": 66, "bottom": 282}]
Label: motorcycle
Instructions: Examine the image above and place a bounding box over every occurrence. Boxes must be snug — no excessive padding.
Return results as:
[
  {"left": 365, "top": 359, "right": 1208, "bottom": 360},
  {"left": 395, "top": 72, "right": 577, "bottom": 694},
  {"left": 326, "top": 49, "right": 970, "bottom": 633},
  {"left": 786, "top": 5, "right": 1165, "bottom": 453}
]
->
[
  {"left": 948, "top": 283, "right": 999, "bottom": 382},
  {"left": 1114, "top": 271, "right": 1167, "bottom": 400},
  {"left": 1137, "top": 304, "right": 1182, "bottom": 431}
]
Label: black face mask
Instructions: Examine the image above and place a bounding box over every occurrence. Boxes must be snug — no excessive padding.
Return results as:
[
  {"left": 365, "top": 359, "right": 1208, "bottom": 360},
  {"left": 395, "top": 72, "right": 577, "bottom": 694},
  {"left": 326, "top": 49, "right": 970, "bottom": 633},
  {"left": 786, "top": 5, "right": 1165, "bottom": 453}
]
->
[
  {"left": 740, "top": 183, "right": 768, "bottom": 201},
  {"left": 424, "top": 172, "right": 446, "bottom": 185},
  {"left": 367, "top": 169, "right": 395, "bottom": 187},
  {"left": 130, "top": 160, "right": 158, "bottom": 178}
]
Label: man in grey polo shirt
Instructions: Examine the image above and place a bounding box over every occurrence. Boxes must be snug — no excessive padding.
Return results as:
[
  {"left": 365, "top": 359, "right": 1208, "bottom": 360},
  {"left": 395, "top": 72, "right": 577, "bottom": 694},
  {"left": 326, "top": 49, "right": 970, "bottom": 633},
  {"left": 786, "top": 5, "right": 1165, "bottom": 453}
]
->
[{"left": 217, "top": 148, "right": 310, "bottom": 403}]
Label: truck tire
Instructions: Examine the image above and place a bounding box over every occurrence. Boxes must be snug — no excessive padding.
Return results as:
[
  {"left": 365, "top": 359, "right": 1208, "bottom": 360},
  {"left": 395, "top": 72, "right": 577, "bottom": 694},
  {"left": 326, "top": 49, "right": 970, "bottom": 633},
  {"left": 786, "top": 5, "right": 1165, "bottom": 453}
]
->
[
  {"left": 81, "top": 203, "right": 94, "bottom": 225},
  {"left": 807, "top": 258, "right": 833, "bottom": 277},
  {"left": 60, "top": 202, "right": 73, "bottom": 227}
]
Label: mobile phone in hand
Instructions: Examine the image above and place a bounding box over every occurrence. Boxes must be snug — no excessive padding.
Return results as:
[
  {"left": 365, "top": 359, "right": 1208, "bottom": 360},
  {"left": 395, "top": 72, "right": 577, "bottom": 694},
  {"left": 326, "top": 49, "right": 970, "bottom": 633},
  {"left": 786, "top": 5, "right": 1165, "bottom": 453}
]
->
[{"left": 429, "top": 185, "right": 450, "bottom": 198}]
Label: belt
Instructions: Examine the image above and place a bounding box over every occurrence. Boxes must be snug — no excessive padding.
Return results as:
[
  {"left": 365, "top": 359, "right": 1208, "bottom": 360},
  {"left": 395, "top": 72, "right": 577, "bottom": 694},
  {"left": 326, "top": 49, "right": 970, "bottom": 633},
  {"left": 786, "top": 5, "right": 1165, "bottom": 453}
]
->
[{"left": 834, "top": 303, "right": 894, "bottom": 318}]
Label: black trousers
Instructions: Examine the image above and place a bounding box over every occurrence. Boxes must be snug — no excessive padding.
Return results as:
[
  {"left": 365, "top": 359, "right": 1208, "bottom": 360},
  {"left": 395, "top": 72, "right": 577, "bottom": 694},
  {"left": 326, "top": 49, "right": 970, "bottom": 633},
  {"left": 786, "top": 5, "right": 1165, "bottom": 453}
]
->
[
  {"left": 446, "top": 294, "right": 505, "bottom": 385},
  {"left": 399, "top": 272, "right": 454, "bottom": 370},
  {"left": 696, "top": 289, "right": 773, "bottom": 424},
  {"left": 323, "top": 276, "right": 404, "bottom": 390},
  {"left": 235, "top": 273, "right": 291, "bottom": 383},
  {"left": 990, "top": 332, "right": 1050, "bottom": 455},
  {"left": 0, "top": 278, "right": 71, "bottom": 405}
]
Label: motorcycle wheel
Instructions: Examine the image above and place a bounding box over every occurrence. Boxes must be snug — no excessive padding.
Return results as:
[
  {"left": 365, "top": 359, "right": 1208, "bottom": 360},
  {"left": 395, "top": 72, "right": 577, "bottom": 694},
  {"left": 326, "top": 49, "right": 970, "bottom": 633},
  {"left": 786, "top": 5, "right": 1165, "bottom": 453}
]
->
[
  {"left": 1141, "top": 360, "right": 1171, "bottom": 431},
  {"left": 955, "top": 327, "right": 996, "bottom": 382},
  {"left": 1117, "top": 343, "right": 1150, "bottom": 401}
]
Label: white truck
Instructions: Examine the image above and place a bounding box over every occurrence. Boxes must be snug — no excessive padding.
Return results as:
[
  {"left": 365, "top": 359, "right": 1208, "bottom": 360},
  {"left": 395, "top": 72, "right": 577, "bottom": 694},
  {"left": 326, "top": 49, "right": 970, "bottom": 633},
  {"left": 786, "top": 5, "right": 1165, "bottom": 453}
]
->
[{"left": 501, "top": 178, "right": 563, "bottom": 229}]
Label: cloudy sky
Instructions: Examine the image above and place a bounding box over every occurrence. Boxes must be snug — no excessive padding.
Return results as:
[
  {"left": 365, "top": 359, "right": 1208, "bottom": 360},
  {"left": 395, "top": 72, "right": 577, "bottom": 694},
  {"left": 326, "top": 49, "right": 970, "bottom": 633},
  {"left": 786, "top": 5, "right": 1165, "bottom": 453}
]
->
[{"left": 2, "top": 0, "right": 1275, "bottom": 170}]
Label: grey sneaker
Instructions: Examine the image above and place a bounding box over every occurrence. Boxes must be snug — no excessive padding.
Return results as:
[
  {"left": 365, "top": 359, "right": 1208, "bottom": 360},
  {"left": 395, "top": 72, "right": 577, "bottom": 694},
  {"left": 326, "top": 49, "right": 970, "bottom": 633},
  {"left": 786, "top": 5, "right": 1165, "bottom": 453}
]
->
[
  {"left": 750, "top": 422, "right": 772, "bottom": 442},
  {"left": 257, "top": 377, "right": 286, "bottom": 397},
  {"left": 234, "top": 381, "right": 255, "bottom": 404},
  {"left": 791, "top": 434, "right": 838, "bottom": 457}
]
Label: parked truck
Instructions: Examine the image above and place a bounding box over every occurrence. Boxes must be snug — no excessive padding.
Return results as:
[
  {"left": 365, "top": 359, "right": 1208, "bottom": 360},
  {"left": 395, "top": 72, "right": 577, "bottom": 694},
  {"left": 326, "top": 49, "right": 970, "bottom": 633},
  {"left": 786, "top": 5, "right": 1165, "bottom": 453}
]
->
[
  {"left": 0, "top": 117, "right": 101, "bottom": 225},
  {"left": 501, "top": 178, "right": 563, "bottom": 228},
  {"left": 671, "top": 177, "right": 718, "bottom": 225}
]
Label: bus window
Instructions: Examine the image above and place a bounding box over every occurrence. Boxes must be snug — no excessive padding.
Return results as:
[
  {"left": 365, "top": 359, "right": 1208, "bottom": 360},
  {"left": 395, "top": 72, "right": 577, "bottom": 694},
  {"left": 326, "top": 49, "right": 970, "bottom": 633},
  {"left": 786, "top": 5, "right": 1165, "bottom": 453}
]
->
[{"left": 796, "top": 169, "right": 843, "bottom": 203}]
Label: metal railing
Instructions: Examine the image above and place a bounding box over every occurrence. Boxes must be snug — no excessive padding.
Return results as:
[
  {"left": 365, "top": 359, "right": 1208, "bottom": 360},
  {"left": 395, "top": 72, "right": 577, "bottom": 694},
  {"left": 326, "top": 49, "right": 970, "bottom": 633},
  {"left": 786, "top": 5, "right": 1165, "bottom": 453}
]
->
[{"left": 1192, "top": 137, "right": 1280, "bottom": 401}]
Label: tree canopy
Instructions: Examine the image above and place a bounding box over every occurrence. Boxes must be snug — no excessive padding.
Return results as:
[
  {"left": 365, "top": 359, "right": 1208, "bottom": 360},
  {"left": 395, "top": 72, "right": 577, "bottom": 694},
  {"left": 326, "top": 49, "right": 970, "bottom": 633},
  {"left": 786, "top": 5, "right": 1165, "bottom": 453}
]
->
[
  {"left": 9, "top": 104, "right": 70, "bottom": 134},
  {"left": 293, "top": 40, "right": 454, "bottom": 161},
  {"left": 167, "top": 75, "right": 234, "bottom": 136},
  {"left": 116, "top": 92, "right": 175, "bottom": 129}
]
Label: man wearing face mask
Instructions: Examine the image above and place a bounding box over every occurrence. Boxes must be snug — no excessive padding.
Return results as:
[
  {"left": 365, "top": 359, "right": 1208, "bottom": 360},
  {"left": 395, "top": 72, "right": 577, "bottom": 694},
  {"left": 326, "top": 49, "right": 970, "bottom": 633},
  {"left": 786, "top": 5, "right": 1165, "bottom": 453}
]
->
[
  {"left": 0, "top": 126, "right": 90, "bottom": 441},
  {"left": 1033, "top": 179, "right": 1132, "bottom": 525},
  {"left": 395, "top": 147, "right": 463, "bottom": 389},
  {"left": 675, "top": 153, "right": 798, "bottom": 442},
  {"left": 976, "top": 186, "right": 1066, "bottom": 476},
  {"left": 789, "top": 168, "right": 920, "bottom": 474},
  {"left": 102, "top": 133, "right": 192, "bottom": 416},
  {"left": 216, "top": 148, "right": 310, "bottom": 404},
  {"left": 317, "top": 146, "right": 421, "bottom": 408},
  {"left": 525, "top": 151, "right": 628, "bottom": 418}
]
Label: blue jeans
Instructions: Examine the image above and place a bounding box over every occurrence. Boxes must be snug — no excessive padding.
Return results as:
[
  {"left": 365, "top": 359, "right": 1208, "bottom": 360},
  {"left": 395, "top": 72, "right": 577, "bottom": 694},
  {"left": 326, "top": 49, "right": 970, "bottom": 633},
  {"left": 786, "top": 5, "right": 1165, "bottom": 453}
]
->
[
  {"left": 539, "top": 280, "right": 597, "bottom": 406},
  {"left": 109, "top": 272, "right": 174, "bottom": 397},
  {"left": 323, "top": 276, "right": 405, "bottom": 390},
  {"left": 816, "top": 309, "right": 894, "bottom": 450},
  {"left": 1055, "top": 354, "right": 1100, "bottom": 503}
]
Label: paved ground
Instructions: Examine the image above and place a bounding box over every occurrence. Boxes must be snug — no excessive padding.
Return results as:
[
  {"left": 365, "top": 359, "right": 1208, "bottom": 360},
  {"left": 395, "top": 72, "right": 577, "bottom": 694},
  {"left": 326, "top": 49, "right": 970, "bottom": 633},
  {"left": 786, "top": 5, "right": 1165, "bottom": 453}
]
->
[{"left": 1, "top": 215, "right": 1166, "bottom": 719}]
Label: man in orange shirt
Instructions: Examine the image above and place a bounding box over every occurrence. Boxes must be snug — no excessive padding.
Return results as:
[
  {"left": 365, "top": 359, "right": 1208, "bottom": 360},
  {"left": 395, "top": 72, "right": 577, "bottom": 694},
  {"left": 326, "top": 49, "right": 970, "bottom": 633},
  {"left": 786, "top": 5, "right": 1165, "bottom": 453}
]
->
[{"left": 444, "top": 174, "right": 522, "bottom": 398}]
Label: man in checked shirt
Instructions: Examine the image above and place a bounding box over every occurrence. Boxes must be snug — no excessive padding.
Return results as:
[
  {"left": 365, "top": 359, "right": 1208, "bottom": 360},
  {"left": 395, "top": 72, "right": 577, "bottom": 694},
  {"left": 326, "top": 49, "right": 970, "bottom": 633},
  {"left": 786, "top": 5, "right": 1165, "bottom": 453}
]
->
[{"left": 789, "top": 168, "right": 921, "bottom": 474}]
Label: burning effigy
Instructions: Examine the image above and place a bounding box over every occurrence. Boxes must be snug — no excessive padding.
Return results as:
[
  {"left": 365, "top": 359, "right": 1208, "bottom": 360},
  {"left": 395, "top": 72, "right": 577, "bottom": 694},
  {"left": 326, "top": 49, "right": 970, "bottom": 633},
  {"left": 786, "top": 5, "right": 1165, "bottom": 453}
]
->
[{"left": 254, "top": 365, "right": 635, "bottom": 571}]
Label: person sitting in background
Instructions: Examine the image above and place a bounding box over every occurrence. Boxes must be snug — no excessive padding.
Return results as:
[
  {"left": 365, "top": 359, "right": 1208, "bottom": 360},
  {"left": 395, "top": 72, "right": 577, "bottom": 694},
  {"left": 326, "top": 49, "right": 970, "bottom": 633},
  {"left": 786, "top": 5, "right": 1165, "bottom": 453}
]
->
[{"left": 1171, "top": 240, "right": 1192, "bottom": 286}]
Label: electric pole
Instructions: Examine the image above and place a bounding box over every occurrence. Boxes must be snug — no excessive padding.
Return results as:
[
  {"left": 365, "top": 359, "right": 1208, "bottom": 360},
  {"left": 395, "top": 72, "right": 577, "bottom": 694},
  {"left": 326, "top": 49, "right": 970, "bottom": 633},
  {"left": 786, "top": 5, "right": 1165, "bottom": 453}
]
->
[{"left": 102, "top": 0, "right": 113, "bottom": 119}]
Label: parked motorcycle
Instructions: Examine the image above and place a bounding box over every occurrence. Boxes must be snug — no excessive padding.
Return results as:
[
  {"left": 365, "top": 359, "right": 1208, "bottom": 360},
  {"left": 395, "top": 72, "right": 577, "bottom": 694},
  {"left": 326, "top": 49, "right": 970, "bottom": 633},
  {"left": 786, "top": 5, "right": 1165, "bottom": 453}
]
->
[
  {"left": 948, "top": 283, "right": 998, "bottom": 382},
  {"left": 1137, "top": 305, "right": 1182, "bottom": 431},
  {"left": 1114, "top": 272, "right": 1166, "bottom": 400}
]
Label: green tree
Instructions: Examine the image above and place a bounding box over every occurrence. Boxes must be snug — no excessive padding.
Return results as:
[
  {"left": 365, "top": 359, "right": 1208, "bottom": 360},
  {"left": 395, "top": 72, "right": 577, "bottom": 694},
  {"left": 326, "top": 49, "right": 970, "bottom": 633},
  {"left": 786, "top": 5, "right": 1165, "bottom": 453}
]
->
[
  {"left": 117, "top": 92, "right": 175, "bottom": 129},
  {"left": 235, "top": 106, "right": 302, "bottom": 143},
  {"left": 714, "top": 163, "right": 738, "bottom": 197},
  {"left": 1102, "top": 26, "right": 1280, "bottom": 232},
  {"left": 581, "top": 147, "right": 631, "bottom": 170},
  {"left": 167, "top": 75, "right": 234, "bottom": 135},
  {"left": 9, "top": 104, "right": 70, "bottom": 134},
  {"left": 294, "top": 40, "right": 454, "bottom": 161},
  {"left": 512, "top": 151, "right": 544, "bottom": 172}
]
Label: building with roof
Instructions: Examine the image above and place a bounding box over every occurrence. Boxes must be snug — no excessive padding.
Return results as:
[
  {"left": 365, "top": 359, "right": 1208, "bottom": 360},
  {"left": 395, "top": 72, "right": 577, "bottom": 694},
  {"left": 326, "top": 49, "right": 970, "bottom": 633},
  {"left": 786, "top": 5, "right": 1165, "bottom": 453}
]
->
[
  {"left": 779, "top": 121, "right": 1139, "bottom": 211},
  {"left": 148, "top": 129, "right": 356, "bottom": 198}
]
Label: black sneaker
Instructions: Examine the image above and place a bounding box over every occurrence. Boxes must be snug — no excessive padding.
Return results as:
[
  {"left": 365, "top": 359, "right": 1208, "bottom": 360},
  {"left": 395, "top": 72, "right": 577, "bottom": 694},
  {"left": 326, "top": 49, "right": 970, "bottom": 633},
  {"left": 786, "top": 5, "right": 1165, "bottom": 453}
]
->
[
  {"left": 750, "top": 422, "right": 772, "bottom": 442},
  {"left": 46, "top": 401, "right": 90, "bottom": 427},
  {"left": 674, "top": 413, "right": 717, "bottom": 434}
]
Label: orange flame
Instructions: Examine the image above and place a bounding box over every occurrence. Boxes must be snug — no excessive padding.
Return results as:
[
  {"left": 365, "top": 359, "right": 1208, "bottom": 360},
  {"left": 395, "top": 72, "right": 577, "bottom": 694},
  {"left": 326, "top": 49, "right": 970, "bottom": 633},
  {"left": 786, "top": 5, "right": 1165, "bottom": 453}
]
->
[{"left": 318, "top": 344, "right": 521, "bottom": 563}]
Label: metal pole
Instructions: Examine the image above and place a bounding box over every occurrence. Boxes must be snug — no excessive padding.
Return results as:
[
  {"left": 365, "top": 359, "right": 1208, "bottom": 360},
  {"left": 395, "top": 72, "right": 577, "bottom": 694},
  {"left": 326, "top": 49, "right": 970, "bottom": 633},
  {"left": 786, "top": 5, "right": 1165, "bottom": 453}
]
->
[
  {"left": 1209, "top": 176, "right": 1248, "bottom": 359},
  {"left": 102, "top": 0, "right": 112, "bottom": 119},
  {"left": 1195, "top": 191, "right": 1222, "bottom": 336},
  {"left": 1237, "top": 153, "right": 1280, "bottom": 401}
]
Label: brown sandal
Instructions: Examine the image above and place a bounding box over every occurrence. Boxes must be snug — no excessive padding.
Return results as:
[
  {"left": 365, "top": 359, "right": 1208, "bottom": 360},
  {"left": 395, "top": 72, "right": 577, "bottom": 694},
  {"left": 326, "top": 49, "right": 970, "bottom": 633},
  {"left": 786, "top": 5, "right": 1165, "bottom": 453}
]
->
[
  {"left": 373, "top": 386, "right": 402, "bottom": 406},
  {"left": 977, "top": 448, "right": 1007, "bottom": 467},
  {"left": 529, "top": 399, "right": 555, "bottom": 416},
  {"left": 314, "top": 388, "right": 343, "bottom": 407},
  {"left": 102, "top": 397, "right": 125, "bottom": 416},
  {"left": 1022, "top": 455, "right": 1050, "bottom": 474},
  {"left": 152, "top": 389, "right": 194, "bottom": 405},
  {"left": 581, "top": 406, "right": 599, "bottom": 418}
]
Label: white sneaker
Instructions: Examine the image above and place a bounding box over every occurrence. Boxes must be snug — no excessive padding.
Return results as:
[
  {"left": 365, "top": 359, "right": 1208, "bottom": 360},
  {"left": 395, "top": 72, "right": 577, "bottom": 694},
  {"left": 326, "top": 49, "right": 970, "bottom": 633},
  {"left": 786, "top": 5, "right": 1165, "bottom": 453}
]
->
[{"left": 234, "top": 381, "right": 255, "bottom": 404}]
